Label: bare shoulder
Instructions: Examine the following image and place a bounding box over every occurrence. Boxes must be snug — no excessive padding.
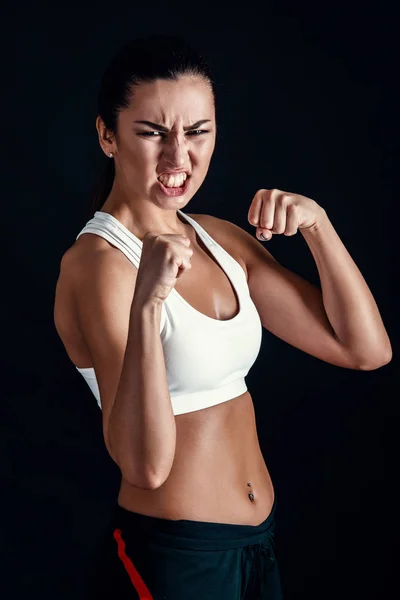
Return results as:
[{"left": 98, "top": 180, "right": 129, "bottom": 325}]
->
[
  {"left": 60, "top": 231, "right": 134, "bottom": 283},
  {"left": 55, "top": 232, "right": 131, "bottom": 298},
  {"left": 54, "top": 231, "right": 138, "bottom": 367},
  {"left": 55, "top": 233, "right": 136, "bottom": 335}
]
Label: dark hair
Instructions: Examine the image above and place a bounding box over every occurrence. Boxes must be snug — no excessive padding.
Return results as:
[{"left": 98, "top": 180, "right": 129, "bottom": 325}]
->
[{"left": 89, "top": 34, "right": 217, "bottom": 215}]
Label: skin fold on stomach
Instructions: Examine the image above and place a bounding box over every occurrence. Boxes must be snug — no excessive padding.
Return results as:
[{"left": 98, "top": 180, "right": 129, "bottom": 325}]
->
[{"left": 117, "top": 391, "right": 275, "bottom": 526}]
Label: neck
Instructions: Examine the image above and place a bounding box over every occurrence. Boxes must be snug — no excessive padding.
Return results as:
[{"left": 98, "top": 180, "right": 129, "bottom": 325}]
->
[{"left": 99, "top": 196, "right": 189, "bottom": 240}]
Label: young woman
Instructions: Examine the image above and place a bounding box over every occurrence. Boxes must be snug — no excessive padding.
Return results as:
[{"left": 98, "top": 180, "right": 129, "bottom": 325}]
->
[{"left": 53, "top": 34, "right": 391, "bottom": 600}]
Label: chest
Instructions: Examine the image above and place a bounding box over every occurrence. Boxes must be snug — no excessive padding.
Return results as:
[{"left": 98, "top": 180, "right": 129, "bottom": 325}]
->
[{"left": 175, "top": 226, "right": 246, "bottom": 322}]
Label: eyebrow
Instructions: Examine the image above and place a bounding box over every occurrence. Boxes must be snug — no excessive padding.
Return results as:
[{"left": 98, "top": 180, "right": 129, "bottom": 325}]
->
[{"left": 133, "top": 119, "right": 212, "bottom": 132}]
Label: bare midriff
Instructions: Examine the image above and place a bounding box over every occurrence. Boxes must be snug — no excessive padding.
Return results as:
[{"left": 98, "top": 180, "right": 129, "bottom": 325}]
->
[{"left": 117, "top": 390, "right": 275, "bottom": 526}]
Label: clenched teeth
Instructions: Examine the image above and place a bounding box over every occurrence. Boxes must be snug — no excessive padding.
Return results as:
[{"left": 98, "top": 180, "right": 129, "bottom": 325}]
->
[{"left": 158, "top": 173, "right": 188, "bottom": 187}]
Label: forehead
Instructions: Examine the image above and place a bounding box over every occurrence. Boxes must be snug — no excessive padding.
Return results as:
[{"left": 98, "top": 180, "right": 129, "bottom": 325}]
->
[{"left": 127, "top": 76, "right": 214, "bottom": 121}]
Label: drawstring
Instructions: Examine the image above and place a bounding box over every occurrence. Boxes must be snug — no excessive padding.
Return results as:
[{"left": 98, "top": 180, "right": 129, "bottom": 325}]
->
[{"left": 245, "top": 532, "right": 276, "bottom": 597}]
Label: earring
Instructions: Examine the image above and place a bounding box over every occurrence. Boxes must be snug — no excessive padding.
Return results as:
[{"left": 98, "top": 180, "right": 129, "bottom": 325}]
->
[{"left": 108, "top": 152, "right": 114, "bottom": 158}]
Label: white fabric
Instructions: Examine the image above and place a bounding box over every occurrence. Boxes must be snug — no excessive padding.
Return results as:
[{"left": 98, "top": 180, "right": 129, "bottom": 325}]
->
[{"left": 74, "top": 210, "right": 262, "bottom": 415}]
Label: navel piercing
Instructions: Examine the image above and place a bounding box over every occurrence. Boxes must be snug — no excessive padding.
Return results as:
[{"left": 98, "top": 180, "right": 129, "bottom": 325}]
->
[{"left": 247, "top": 482, "right": 255, "bottom": 502}]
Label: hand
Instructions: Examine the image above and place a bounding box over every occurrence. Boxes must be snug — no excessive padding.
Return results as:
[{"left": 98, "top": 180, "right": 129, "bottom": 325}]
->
[{"left": 247, "top": 188, "right": 325, "bottom": 241}]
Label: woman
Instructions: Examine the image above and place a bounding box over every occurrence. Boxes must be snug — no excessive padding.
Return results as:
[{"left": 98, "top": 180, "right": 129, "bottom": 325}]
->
[{"left": 54, "top": 34, "right": 391, "bottom": 599}]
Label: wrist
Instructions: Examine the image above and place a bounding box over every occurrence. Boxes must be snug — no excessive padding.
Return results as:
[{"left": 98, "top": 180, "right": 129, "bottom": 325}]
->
[
  {"left": 300, "top": 206, "right": 328, "bottom": 235},
  {"left": 131, "top": 295, "right": 163, "bottom": 316}
]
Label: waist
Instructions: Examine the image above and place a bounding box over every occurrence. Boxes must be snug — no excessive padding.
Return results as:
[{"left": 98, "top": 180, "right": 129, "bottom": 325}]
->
[
  {"left": 118, "top": 391, "right": 274, "bottom": 526},
  {"left": 113, "top": 492, "right": 277, "bottom": 551}
]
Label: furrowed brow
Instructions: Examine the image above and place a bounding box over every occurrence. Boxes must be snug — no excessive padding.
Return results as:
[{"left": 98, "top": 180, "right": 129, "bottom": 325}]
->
[{"left": 134, "top": 119, "right": 211, "bottom": 132}]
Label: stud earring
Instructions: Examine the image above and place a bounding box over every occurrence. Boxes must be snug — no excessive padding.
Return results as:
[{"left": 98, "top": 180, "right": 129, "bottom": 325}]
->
[{"left": 108, "top": 152, "right": 114, "bottom": 158}]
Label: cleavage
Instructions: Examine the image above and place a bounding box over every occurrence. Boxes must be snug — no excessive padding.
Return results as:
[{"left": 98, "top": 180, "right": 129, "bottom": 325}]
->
[{"left": 174, "top": 232, "right": 240, "bottom": 321}]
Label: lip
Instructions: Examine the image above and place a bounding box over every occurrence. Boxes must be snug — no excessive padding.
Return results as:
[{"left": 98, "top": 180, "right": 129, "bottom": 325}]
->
[{"left": 156, "top": 174, "right": 191, "bottom": 197}]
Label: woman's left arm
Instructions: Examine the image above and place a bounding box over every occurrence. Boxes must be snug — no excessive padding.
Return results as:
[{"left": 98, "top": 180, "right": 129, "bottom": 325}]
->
[
  {"left": 244, "top": 188, "right": 392, "bottom": 370},
  {"left": 299, "top": 208, "right": 392, "bottom": 368}
]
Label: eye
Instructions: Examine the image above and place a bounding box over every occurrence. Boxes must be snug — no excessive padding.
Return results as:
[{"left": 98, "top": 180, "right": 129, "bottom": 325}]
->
[
  {"left": 138, "top": 130, "right": 210, "bottom": 137},
  {"left": 186, "top": 129, "right": 210, "bottom": 135},
  {"left": 138, "top": 131, "right": 163, "bottom": 137}
]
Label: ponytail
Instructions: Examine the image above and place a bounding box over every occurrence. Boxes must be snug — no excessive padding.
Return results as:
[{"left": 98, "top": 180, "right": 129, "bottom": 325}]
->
[{"left": 89, "top": 157, "right": 115, "bottom": 216}]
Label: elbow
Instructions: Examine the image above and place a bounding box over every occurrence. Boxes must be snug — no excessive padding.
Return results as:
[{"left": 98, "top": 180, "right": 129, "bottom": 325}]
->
[
  {"left": 121, "top": 457, "right": 174, "bottom": 490},
  {"left": 109, "top": 432, "right": 176, "bottom": 491},
  {"left": 106, "top": 434, "right": 173, "bottom": 490},
  {"left": 356, "top": 350, "right": 393, "bottom": 371},
  {"left": 143, "top": 473, "right": 169, "bottom": 490},
  {"left": 122, "top": 468, "right": 170, "bottom": 490}
]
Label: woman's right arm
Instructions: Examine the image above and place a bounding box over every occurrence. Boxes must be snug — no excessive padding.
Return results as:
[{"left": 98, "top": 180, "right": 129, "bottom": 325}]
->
[{"left": 69, "top": 245, "right": 176, "bottom": 490}]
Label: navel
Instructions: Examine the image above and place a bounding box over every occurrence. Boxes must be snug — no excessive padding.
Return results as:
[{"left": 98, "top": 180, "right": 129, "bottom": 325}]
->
[{"left": 247, "top": 481, "right": 255, "bottom": 502}]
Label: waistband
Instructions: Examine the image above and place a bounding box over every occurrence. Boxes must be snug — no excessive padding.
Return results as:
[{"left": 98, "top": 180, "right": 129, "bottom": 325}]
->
[{"left": 112, "top": 495, "right": 277, "bottom": 551}]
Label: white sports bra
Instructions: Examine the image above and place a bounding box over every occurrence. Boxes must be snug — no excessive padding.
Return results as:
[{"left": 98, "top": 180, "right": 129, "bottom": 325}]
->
[{"left": 74, "top": 210, "right": 262, "bottom": 415}]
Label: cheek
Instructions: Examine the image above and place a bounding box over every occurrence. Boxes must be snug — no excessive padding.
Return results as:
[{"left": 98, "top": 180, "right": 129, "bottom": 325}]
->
[
  {"left": 197, "top": 140, "right": 215, "bottom": 164},
  {"left": 126, "top": 143, "right": 157, "bottom": 173},
  {"left": 193, "top": 137, "right": 214, "bottom": 157}
]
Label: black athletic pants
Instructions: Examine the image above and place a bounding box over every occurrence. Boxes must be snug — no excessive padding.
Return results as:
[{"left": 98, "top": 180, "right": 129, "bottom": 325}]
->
[{"left": 87, "top": 495, "right": 283, "bottom": 599}]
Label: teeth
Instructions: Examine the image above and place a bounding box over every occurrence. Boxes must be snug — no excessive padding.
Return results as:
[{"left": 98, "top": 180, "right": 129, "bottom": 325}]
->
[{"left": 158, "top": 173, "right": 187, "bottom": 187}]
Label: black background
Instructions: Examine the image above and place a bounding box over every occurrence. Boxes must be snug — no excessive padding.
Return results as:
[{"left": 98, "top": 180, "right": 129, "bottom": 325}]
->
[{"left": 5, "top": 1, "right": 398, "bottom": 598}]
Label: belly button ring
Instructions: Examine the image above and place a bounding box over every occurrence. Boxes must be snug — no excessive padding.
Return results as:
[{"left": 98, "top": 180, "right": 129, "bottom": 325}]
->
[{"left": 247, "top": 482, "right": 255, "bottom": 502}]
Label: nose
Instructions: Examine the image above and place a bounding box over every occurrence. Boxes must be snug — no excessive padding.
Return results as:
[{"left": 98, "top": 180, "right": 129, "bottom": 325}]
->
[{"left": 162, "top": 132, "right": 188, "bottom": 168}]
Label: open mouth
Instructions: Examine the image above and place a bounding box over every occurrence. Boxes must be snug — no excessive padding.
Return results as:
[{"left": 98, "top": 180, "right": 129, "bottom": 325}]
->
[{"left": 156, "top": 174, "right": 191, "bottom": 196}]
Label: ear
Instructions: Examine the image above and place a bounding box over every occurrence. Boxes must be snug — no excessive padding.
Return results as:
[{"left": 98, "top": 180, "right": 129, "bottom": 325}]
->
[{"left": 96, "top": 115, "right": 116, "bottom": 157}]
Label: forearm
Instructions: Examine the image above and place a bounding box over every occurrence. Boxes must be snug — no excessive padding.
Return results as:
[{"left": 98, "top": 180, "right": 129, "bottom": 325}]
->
[
  {"left": 301, "top": 209, "right": 392, "bottom": 368},
  {"left": 109, "top": 298, "right": 176, "bottom": 488}
]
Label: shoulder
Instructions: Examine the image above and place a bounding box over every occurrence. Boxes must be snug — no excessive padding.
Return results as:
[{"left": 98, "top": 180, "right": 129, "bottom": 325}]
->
[{"left": 59, "top": 232, "right": 134, "bottom": 291}]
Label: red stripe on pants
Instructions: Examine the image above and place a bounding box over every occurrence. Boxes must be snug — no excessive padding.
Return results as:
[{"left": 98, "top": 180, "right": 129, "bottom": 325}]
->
[{"left": 113, "top": 528, "right": 154, "bottom": 600}]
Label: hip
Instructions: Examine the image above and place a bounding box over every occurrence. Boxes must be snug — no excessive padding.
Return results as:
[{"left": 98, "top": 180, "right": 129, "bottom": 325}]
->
[{"left": 88, "top": 492, "right": 282, "bottom": 599}]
